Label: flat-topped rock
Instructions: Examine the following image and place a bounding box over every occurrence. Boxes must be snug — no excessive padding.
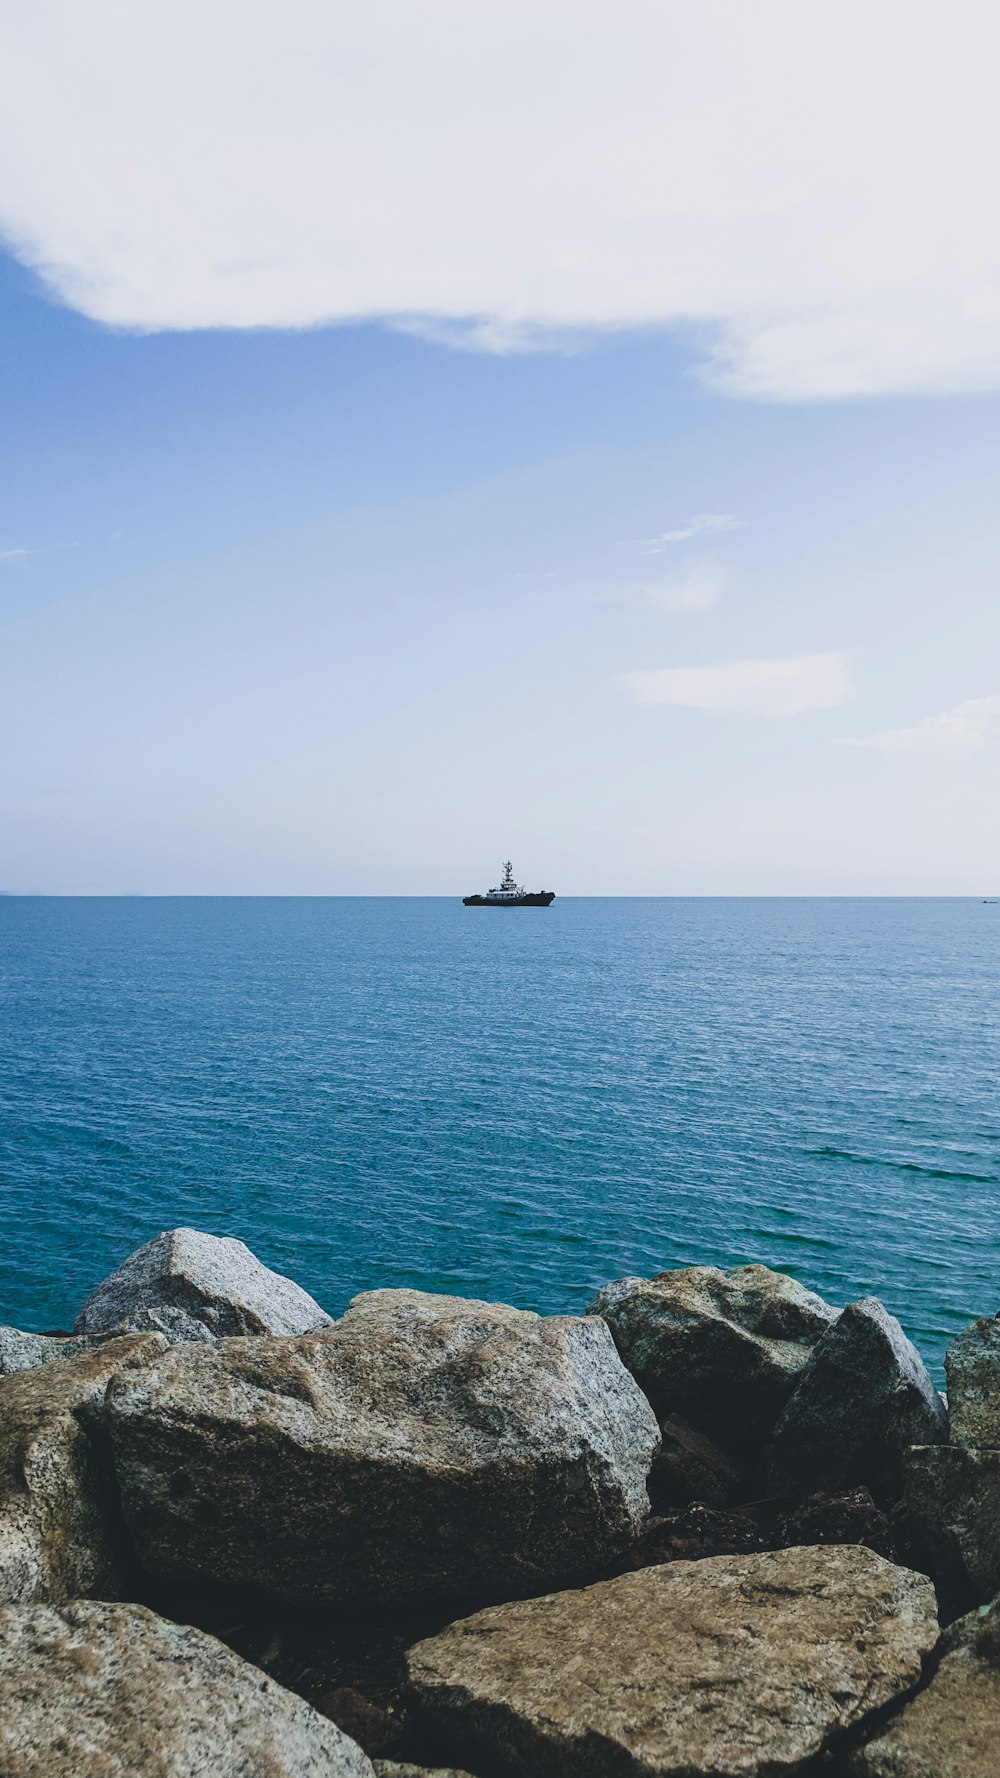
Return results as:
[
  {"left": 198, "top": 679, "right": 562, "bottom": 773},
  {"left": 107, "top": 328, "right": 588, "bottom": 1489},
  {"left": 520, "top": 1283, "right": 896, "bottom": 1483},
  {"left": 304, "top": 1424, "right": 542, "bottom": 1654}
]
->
[
  {"left": 0, "top": 1333, "right": 167, "bottom": 1605},
  {"left": 407, "top": 1544, "right": 937, "bottom": 1778},
  {"left": 107, "top": 1288, "right": 659, "bottom": 1605},
  {"left": 762, "top": 1297, "right": 946, "bottom": 1503},
  {"left": 946, "top": 1318, "right": 1000, "bottom": 1446},
  {"left": 0, "top": 1600, "right": 373, "bottom": 1777},
  {"left": 0, "top": 1328, "right": 88, "bottom": 1376},
  {"left": 74, "top": 1228, "right": 333, "bottom": 1343},
  {"left": 852, "top": 1596, "right": 1000, "bottom": 1776},
  {"left": 590, "top": 1263, "right": 835, "bottom": 1458}
]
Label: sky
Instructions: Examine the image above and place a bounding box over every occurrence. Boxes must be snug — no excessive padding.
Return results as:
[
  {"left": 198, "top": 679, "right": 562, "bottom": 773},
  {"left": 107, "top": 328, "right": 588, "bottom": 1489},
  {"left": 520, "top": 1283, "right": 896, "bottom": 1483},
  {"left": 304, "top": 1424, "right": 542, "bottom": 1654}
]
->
[{"left": 1, "top": 1, "right": 999, "bottom": 894}]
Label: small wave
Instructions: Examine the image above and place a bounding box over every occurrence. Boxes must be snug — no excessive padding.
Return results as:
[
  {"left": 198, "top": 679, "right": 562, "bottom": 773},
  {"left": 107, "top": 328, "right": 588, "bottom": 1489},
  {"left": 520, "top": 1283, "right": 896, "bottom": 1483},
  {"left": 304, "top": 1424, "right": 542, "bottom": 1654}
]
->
[{"left": 808, "top": 1146, "right": 997, "bottom": 1185}]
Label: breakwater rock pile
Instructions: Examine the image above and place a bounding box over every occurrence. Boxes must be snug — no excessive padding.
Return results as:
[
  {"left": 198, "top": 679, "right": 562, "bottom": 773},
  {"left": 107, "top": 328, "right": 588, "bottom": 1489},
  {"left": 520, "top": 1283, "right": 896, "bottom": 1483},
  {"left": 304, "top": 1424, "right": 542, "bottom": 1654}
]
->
[{"left": 2, "top": 1231, "right": 999, "bottom": 1775}]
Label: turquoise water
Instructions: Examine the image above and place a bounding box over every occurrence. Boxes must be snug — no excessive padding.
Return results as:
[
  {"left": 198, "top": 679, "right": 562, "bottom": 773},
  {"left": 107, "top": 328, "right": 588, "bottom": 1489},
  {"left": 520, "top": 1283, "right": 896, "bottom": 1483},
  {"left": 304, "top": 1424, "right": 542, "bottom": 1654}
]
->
[{"left": 1, "top": 897, "right": 998, "bottom": 1373}]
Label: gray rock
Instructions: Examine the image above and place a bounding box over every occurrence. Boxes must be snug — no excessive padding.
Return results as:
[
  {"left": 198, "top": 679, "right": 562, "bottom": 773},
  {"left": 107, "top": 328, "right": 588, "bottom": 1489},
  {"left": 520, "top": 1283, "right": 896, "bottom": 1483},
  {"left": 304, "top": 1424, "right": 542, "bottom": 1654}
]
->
[
  {"left": 0, "top": 1599, "right": 373, "bottom": 1777},
  {"left": 761, "top": 1298, "right": 946, "bottom": 1502},
  {"left": 946, "top": 1318, "right": 1000, "bottom": 1446},
  {"left": 903, "top": 1444, "right": 1000, "bottom": 1612},
  {"left": 0, "top": 1333, "right": 167, "bottom": 1605},
  {"left": 74, "top": 1227, "right": 334, "bottom": 1343},
  {"left": 407, "top": 1544, "right": 937, "bottom": 1778},
  {"left": 649, "top": 1412, "right": 747, "bottom": 1508},
  {"left": 590, "top": 1263, "right": 835, "bottom": 1459},
  {"left": 107, "top": 1289, "right": 659, "bottom": 1606},
  {"left": 851, "top": 1594, "right": 1000, "bottom": 1776},
  {"left": 0, "top": 1327, "right": 89, "bottom": 1376}
]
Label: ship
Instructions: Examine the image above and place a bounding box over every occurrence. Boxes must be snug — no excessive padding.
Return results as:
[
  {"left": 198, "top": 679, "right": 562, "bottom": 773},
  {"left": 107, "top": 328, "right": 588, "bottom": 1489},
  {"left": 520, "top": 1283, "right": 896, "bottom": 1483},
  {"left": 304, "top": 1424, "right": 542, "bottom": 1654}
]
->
[{"left": 463, "top": 861, "right": 555, "bottom": 907}]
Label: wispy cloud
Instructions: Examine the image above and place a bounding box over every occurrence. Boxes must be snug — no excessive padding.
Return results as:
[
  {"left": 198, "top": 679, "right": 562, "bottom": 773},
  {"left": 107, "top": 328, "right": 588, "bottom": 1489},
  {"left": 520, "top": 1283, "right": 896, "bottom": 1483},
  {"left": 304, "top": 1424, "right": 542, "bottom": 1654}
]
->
[
  {"left": 0, "top": 549, "right": 30, "bottom": 562},
  {"left": 637, "top": 515, "right": 744, "bottom": 554},
  {"left": 628, "top": 560, "right": 726, "bottom": 613},
  {"left": 839, "top": 695, "right": 1000, "bottom": 755},
  {"left": 622, "top": 652, "right": 852, "bottom": 717}
]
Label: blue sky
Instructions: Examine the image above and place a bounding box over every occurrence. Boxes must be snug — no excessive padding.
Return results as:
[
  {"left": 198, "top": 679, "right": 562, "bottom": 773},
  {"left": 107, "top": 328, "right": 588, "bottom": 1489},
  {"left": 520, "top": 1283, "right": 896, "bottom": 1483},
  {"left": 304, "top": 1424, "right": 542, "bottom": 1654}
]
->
[{"left": 2, "top": 4, "right": 999, "bottom": 892}]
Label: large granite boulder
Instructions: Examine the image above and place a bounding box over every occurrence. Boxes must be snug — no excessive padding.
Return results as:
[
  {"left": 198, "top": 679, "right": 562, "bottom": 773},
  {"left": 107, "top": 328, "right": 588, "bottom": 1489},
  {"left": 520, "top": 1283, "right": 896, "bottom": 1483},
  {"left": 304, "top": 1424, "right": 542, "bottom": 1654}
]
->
[
  {"left": 407, "top": 1544, "right": 937, "bottom": 1778},
  {"left": 761, "top": 1298, "right": 946, "bottom": 1503},
  {"left": 0, "top": 1333, "right": 167, "bottom": 1605},
  {"left": 74, "top": 1227, "right": 333, "bottom": 1343},
  {"left": 903, "top": 1445, "right": 1000, "bottom": 1613},
  {"left": 107, "top": 1289, "right": 659, "bottom": 1606},
  {"left": 946, "top": 1318, "right": 1000, "bottom": 1446},
  {"left": 0, "top": 1328, "right": 88, "bottom": 1376},
  {"left": 590, "top": 1264, "right": 835, "bottom": 1459},
  {"left": 851, "top": 1595, "right": 1000, "bottom": 1776},
  {"left": 0, "top": 1599, "right": 373, "bottom": 1777}
]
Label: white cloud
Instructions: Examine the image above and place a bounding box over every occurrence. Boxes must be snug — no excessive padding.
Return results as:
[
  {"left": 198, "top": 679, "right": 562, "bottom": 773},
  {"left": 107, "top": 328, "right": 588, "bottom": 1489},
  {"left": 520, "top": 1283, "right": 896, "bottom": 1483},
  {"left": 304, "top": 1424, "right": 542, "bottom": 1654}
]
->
[
  {"left": 840, "top": 695, "right": 1000, "bottom": 754},
  {"left": 622, "top": 651, "right": 851, "bottom": 716},
  {"left": 630, "top": 560, "right": 726, "bottom": 612},
  {"left": 0, "top": 549, "right": 29, "bottom": 561},
  {"left": 639, "top": 515, "right": 743, "bottom": 552},
  {"left": 1, "top": 4, "right": 1000, "bottom": 398}
]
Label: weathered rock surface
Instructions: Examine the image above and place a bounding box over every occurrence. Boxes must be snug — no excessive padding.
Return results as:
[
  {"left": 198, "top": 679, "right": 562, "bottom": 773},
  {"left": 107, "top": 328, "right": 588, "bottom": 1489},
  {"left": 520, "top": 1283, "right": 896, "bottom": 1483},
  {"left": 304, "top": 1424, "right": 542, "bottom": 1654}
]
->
[
  {"left": 590, "top": 1263, "right": 835, "bottom": 1458},
  {"left": 0, "top": 1599, "right": 373, "bottom": 1777},
  {"left": 0, "top": 1332, "right": 167, "bottom": 1605},
  {"left": 649, "top": 1412, "right": 746, "bottom": 1508},
  {"left": 903, "top": 1444, "right": 1000, "bottom": 1612},
  {"left": 621, "top": 1503, "right": 766, "bottom": 1568},
  {"left": 851, "top": 1595, "right": 1000, "bottom": 1776},
  {"left": 407, "top": 1544, "right": 937, "bottom": 1778},
  {"left": 74, "top": 1227, "right": 333, "bottom": 1343},
  {"left": 774, "top": 1486, "right": 898, "bottom": 1560},
  {"left": 0, "top": 1327, "right": 88, "bottom": 1375},
  {"left": 762, "top": 1297, "right": 946, "bottom": 1502},
  {"left": 945, "top": 1317, "right": 1000, "bottom": 1446},
  {"left": 107, "top": 1289, "right": 659, "bottom": 1605}
]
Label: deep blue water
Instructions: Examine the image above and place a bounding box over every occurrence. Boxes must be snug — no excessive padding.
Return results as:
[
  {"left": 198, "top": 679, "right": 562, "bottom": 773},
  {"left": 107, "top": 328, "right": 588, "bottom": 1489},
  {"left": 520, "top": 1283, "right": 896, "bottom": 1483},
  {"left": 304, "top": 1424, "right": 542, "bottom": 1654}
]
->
[{"left": 1, "top": 897, "right": 998, "bottom": 1375}]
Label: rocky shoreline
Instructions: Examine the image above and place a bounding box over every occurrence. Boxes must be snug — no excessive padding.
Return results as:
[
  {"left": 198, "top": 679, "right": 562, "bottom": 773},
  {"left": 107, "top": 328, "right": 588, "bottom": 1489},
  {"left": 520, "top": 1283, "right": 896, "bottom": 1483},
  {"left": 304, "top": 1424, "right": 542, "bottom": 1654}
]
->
[{"left": 1, "top": 1228, "right": 998, "bottom": 1775}]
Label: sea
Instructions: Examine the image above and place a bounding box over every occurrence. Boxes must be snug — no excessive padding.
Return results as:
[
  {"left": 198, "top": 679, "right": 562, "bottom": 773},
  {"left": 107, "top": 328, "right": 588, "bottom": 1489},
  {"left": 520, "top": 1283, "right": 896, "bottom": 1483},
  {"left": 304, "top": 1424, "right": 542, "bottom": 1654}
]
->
[{"left": 1, "top": 896, "right": 998, "bottom": 1376}]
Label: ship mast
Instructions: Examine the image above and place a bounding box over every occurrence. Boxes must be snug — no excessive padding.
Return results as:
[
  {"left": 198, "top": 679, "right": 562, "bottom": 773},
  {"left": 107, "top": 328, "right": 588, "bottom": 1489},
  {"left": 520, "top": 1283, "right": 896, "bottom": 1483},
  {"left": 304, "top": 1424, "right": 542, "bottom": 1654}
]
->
[{"left": 501, "top": 860, "right": 516, "bottom": 890}]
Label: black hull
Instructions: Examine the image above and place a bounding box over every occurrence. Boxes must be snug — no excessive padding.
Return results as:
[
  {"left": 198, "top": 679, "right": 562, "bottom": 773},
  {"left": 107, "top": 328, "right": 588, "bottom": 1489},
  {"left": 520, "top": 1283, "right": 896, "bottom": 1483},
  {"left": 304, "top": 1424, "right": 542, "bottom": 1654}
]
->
[{"left": 462, "top": 893, "right": 555, "bottom": 907}]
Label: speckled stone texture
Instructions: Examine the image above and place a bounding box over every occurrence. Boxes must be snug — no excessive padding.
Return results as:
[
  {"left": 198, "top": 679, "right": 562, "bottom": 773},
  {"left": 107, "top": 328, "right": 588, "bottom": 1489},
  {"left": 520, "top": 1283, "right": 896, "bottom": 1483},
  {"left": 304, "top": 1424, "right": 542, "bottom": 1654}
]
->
[
  {"left": 107, "top": 1288, "right": 660, "bottom": 1605},
  {"left": 589, "top": 1263, "right": 835, "bottom": 1459},
  {"left": 0, "top": 1600, "right": 373, "bottom": 1777},
  {"left": 903, "top": 1444, "right": 1000, "bottom": 1611},
  {"left": 0, "top": 1332, "right": 167, "bottom": 1604},
  {"left": 851, "top": 1595, "right": 1000, "bottom": 1777},
  {"left": 761, "top": 1297, "right": 947, "bottom": 1502},
  {"left": 407, "top": 1544, "right": 938, "bottom": 1778},
  {"left": 0, "top": 1327, "right": 89, "bottom": 1375},
  {"left": 74, "top": 1227, "right": 334, "bottom": 1343},
  {"left": 945, "top": 1318, "right": 1000, "bottom": 1447}
]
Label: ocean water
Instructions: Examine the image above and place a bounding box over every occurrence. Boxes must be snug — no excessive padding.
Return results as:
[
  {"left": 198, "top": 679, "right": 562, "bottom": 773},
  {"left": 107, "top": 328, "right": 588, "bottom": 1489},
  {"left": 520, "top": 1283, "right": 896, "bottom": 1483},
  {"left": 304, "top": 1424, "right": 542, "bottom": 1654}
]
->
[{"left": 1, "top": 896, "right": 998, "bottom": 1375}]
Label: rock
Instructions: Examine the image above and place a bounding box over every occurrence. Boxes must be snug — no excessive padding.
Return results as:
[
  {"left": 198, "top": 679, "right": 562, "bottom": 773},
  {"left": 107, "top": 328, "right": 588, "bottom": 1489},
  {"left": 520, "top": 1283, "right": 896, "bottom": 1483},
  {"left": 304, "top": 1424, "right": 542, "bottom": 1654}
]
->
[
  {"left": 946, "top": 1318, "right": 1000, "bottom": 1446},
  {"left": 407, "top": 1544, "right": 937, "bottom": 1778},
  {"left": 107, "top": 1289, "right": 660, "bottom": 1605},
  {"left": 0, "top": 1327, "right": 88, "bottom": 1375},
  {"left": 590, "top": 1263, "right": 835, "bottom": 1459},
  {"left": 851, "top": 1594, "right": 1000, "bottom": 1776},
  {"left": 374, "top": 1767, "right": 476, "bottom": 1778},
  {"left": 0, "top": 1599, "right": 373, "bottom": 1776},
  {"left": 621, "top": 1503, "right": 766, "bottom": 1568},
  {"left": 74, "top": 1227, "right": 334, "bottom": 1343},
  {"left": 903, "top": 1444, "right": 1000, "bottom": 1614},
  {"left": 774, "top": 1487, "right": 899, "bottom": 1561},
  {"left": 0, "top": 1333, "right": 167, "bottom": 1605},
  {"left": 648, "top": 1412, "right": 747, "bottom": 1509},
  {"left": 761, "top": 1298, "right": 947, "bottom": 1503},
  {"left": 316, "top": 1685, "right": 404, "bottom": 1756}
]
